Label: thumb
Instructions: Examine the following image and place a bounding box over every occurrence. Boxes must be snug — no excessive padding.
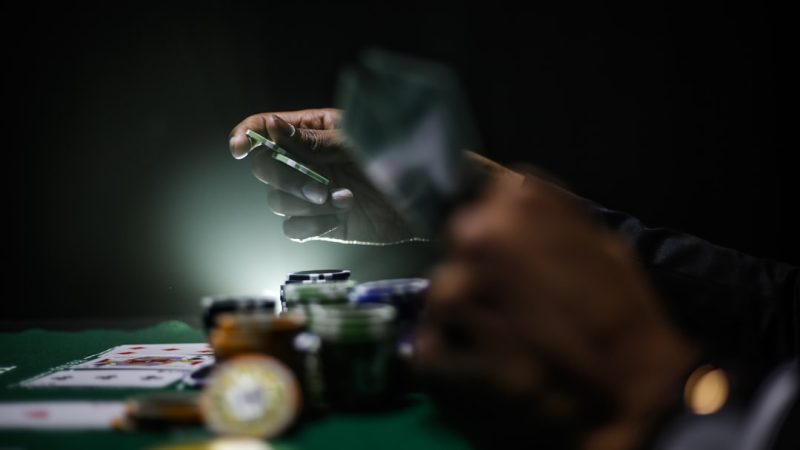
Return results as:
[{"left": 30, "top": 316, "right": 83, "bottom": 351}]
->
[{"left": 266, "top": 114, "right": 349, "bottom": 163}]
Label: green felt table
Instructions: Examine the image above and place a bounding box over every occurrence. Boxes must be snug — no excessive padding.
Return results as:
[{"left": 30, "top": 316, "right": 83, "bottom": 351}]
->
[{"left": 0, "top": 321, "right": 470, "bottom": 450}]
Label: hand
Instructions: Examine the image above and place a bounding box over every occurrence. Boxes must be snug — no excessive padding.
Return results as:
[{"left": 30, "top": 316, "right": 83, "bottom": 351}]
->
[
  {"left": 229, "top": 109, "right": 419, "bottom": 244},
  {"left": 414, "top": 177, "right": 698, "bottom": 450}
]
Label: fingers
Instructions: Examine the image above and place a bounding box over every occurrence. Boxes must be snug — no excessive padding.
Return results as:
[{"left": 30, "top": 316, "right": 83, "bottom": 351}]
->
[
  {"left": 267, "top": 188, "right": 353, "bottom": 216},
  {"left": 268, "top": 115, "right": 350, "bottom": 164},
  {"left": 228, "top": 109, "right": 342, "bottom": 160},
  {"left": 282, "top": 215, "right": 341, "bottom": 242},
  {"left": 250, "top": 149, "right": 330, "bottom": 205}
]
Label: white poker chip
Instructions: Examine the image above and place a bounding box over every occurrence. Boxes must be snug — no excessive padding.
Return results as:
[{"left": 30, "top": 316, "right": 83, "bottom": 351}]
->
[{"left": 201, "top": 355, "right": 301, "bottom": 439}]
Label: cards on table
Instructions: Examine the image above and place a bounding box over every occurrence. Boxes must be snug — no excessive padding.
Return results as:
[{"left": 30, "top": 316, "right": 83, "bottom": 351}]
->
[
  {"left": 96, "top": 343, "right": 214, "bottom": 358},
  {"left": 23, "top": 369, "right": 186, "bottom": 388},
  {"left": 20, "top": 343, "right": 214, "bottom": 389},
  {"left": 0, "top": 401, "right": 126, "bottom": 430}
]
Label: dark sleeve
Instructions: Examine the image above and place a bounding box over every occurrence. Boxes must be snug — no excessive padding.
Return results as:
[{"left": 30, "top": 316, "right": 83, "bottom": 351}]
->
[{"left": 581, "top": 198, "right": 799, "bottom": 378}]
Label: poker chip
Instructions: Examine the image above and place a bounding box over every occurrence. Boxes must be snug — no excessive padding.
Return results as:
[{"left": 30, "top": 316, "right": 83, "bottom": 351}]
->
[
  {"left": 201, "top": 355, "right": 301, "bottom": 439},
  {"left": 286, "top": 269, "right": 351, "bottom": 282},
  {"left": 202, "top": 295, "right": 279, "bottom": 334},
  {"left": 208, "top": 312, "right": 306, "bottom": 364},
  {"left": 245, "top": 129, "right": 330, "bottom": 186},
  {"left": 283, "top": 281, "right": 355, "bottom": 305},
  {"left": 350, "top": 278, "right": 429, "bottom": 305},
  {"left": 271, "top": 153, "right": 330, "bottom": 186},
  {"left": 124, "top": 392, "right": 202, "bottom": 427},
  {"left": 307, "top": 304, "right": 396, "bottom": 342}
]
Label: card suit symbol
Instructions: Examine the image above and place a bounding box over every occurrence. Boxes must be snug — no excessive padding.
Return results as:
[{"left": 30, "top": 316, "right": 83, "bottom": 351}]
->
[
  {"left": 53, "top": 375, "right": 73, "bottom": 381},
  {"left": 96, "top": 375, "right": 117, "bottom": 380},
  {"left": 27, "top": 409, "right": 49, "bottom": 419},
  {"left": 141, "top": 375, "right": 162, "bottom": 381},
  {"left": 162, "top": 348, "right": 179, "bottom": 351},
  {"left": 130, "top": 346, "right": 145, "bottom": 350},
  {"left": 118, "top": 351, "right": 135, "bottom": 355}
]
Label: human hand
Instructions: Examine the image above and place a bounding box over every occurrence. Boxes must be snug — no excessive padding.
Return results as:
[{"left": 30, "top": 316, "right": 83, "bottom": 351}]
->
[
  {"left": 229, "top": 108, "right": 419, "bottom": 244},
  {"left": 414, "top": 177, "right": 698, "bottom": 450}
]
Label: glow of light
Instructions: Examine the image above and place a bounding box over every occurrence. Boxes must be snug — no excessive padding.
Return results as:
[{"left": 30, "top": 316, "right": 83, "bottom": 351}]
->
[{"left": 684, "top": 365, "right": 729, "bottom": 415}]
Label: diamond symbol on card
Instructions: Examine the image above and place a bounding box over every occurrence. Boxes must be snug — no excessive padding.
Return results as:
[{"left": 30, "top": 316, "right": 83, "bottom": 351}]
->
[
  {"left": 96, "top": 375, "right": 117, "bottom": 380},
  {"left": 27, "top": 409, "right": 49, "bottom": 419},
  {"left": 53, "top": 375, "right": 73, "bottom": 381},
  {"left": 118, "top": 351, "right": 135, "bottom": 355},
  {"left": 141, "top": 375, "right": 162, "bottom": 381},
  {"left": 130, "top": 346, "right": 145, "bottom": 350},
  {"left": 162, "top": 348, "right": 179, "bottom": 351}
]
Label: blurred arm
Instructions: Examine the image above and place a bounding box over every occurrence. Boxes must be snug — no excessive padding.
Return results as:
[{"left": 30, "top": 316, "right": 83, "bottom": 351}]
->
[{"left": 578, "top": 192, "right": 799, "bottom": 375}]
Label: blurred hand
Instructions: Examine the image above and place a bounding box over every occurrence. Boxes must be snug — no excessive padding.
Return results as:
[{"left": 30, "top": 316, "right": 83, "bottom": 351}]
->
[
  {"left": 229, "top": 109, "right": 418, "bottom": 244},
  {"left": 414, "top": 177, "right": 697, "bottom": 450}
]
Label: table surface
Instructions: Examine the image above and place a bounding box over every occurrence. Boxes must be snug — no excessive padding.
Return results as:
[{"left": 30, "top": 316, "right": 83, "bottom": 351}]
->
[{"left": 0, "top": 321, "right": 470, "bottom": 450}]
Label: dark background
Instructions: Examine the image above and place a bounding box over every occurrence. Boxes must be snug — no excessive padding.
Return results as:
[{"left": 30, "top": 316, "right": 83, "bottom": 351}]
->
[{"left": 6, "top": 2, "right": 795, "bottom": 324}]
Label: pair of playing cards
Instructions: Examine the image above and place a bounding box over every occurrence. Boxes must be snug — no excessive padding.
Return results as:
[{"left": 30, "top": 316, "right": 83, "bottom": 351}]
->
[{"left": 21, "top": 343, "right": 214, "bottom": 389}]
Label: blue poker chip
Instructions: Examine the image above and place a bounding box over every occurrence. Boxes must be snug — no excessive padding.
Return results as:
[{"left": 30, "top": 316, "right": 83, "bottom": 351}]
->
[{"left": 350, "top": 278, "right": 429, "bottom": 305}]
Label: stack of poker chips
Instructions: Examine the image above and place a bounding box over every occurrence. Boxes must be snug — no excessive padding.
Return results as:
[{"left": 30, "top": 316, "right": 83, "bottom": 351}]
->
[
  {"left": 350, "top": 278, "right": 429, "bottom": 358},
  {"left": 282, "top": 280, "right": 355, "bottom": 410},
  {"left": 199, "top": 273, "right": 430, "bottom": 434},
  {"left": 208, "top": 312, "right": 307, "bottom": 376},
  {"left": 305, "top": 303, "right": 400, "bottom": 411},
  {"left": 280, "top": 269, "right": 351, "bottom": 310},
  {"left": 206, "top": 312, "right": 312, "bottom": 429}
]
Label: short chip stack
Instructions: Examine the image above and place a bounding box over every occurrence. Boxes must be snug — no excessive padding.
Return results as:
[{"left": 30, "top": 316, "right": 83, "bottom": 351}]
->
[
  {"left": 350, "top": 278, "right": 429, "bottom": 358},
  {"left": 280, "top": 269, "right": 352, "bottom": 311}
]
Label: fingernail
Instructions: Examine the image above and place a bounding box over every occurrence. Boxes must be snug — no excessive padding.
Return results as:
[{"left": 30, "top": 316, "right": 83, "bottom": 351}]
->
[
  {"left": 229, "top": 135, "right": 248, "bottom": 159},
  {"left": 302, "top": 182, "right": 328, "bottom": 205},
  {"left": 331, "top": 188, "right": 353, "bottom": 209},
  {"left": 272, "top": 115, "right": 296, "bottom": 137}
]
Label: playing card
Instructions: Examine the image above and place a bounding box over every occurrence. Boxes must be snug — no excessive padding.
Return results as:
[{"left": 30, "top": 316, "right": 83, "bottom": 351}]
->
[
  {"left": 0, "top": 401, "right": 125, "bottom": 429},
  {"left": 96, "top": 343, "right": 214, "bottom": 358},
  {"left": 72, "top": 354, "right": 213, "bottom": 371},
  {"left": 22, "top": 369, "right": 185, "bottom": 388}
]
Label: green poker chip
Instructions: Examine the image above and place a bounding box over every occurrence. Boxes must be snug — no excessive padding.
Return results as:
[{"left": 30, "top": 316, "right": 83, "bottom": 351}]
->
[
  {"left": 245, "top": 129, "right": 330, "bottom": 186},
  {"left": 283, "top": 281, "right": 356, "bottom": 304},
  {"left": 307, "top": 304, "right": 396, "bottom": 342}
]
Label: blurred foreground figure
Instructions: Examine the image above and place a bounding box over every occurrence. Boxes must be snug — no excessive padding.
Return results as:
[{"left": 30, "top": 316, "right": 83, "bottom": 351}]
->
[
  {"left": 415, "top": 175, "right": 798, "bottom": 450},
  {"left": 230, "top": 109, "right": 798, "bottom": 449}
]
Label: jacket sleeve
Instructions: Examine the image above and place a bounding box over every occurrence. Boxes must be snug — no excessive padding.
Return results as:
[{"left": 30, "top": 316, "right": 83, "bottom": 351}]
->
[{"left": 580, "top": 199, "right": 799, "bottom": 375}]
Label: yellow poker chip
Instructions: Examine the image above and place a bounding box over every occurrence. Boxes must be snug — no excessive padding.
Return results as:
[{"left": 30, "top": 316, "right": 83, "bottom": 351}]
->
[{"left": 201, "top": 354, "right": 301, "bottom": 439}]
